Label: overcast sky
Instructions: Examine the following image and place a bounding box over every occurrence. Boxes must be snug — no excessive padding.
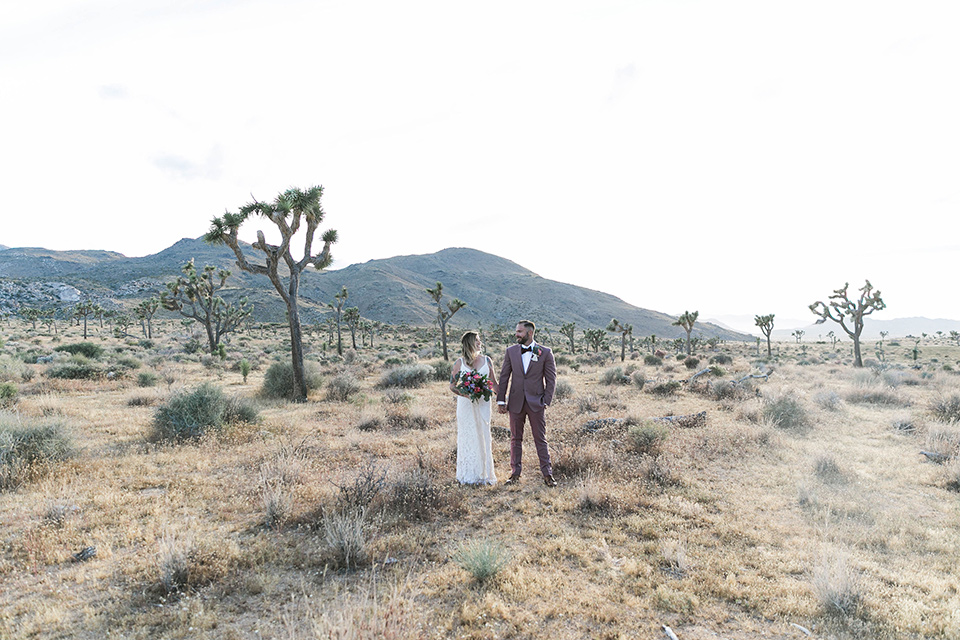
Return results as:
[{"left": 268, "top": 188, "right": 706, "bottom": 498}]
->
[{"left": 2, "top": 0, "right": 957, "bottom": 333}]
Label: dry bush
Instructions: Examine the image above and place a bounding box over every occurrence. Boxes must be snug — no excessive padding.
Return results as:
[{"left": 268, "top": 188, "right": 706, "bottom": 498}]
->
[
  {"left": 813, "top": 390, "right": 844, "bottom": 411},
  {"left": 812, "top": 550, "right": 864, "bottom": 618},
  {"left": 600, "top": 366, "right": 631, "bottom": 385},
  {"left": 325, "top": 373, "right": 361, "bottom": 402},
  {"left": 762, "top": 391, "right": 810, "bottom": 432},
  {"left": 376, "top": 364, "right": 432, "bottom": 389},
  {"left": 156, "top": 531, "right": 238, "bottom": 596},
  {"left": 576, "top": 394, "right": 600, "bottom": 414},
  {"left": 0, "top": 412, "right": 74, "bottom": 490},
  {"left": 648, "top": 380, "right": 681, "bottom": 396},
  {"left": 452, "top": 538, "right": 512, "bottom": 583},
  {"left": 151, "top": 382, "right": 259, "bottom": 442},
  {"left": 261, "top": 361, "right": 323, "bottom": 400},
  {"left": 321, "top": 507, "right": 370, "bottom": 569},
  {"left": 930, "top": 394, "right": 960, "bottom": 423},
  {"left": 576, "top": 469, "right": 613, "bottom": 512},
  {"left": 814, "top": 454, "right": 847, "bottom": 484},
  {"left": 626, "top": 421, "right": 669, "bottom": 456},
  {"left": 924, "top": 424, "right": 960, "bottom": 460},
  {"left": 554, "top": 378, "right": 574, "bottom": 401},
  {"left": 280, "top": 579, "right": 414, "bottom": 639},
  {"left": 845, "top": 388, "right": 909, "bottom": 407},
  {"left": 659, "top": 538, "right": 690, "bottom": 578},
  {"left": 945, "top": 458, "right": 960, "bottom": 492}
]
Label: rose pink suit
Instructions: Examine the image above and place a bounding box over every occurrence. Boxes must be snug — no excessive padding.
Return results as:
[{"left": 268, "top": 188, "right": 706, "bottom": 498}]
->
[{"left": 496, "top": 343, "right": 556, "bottom": 477}]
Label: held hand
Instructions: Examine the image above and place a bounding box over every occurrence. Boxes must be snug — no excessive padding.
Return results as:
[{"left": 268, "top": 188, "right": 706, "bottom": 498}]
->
[{"left": 497, "top": 404, "right": 508, "bottom": 414}]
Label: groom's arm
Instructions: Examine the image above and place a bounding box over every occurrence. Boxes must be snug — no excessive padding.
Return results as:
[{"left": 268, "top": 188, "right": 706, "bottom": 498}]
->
[{"left": 541, "top": 348, "right": 557, "bottom": 406}]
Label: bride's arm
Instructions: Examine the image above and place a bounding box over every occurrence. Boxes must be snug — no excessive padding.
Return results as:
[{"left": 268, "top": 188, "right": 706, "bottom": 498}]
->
[
  {"left": 486, "top": 356, "right": 498, "bottom": 388},
  {"left": 449, "top": 358, "right": 464, "bottom": 396}
]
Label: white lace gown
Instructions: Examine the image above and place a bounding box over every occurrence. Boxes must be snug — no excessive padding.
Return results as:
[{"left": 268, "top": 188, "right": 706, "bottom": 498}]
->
[{"left": 456, "top": 359, "right": 497, "bottom": 485}]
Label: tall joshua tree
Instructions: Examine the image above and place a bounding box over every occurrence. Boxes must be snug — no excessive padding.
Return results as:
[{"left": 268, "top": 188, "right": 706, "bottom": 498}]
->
[
  {"left": 343, "top": 306, "right": 360, "bottom": 350},
  {"left": 673, "top": 310, "right": 699, "bottom": 355},
  {"left": 207, "top": 186, "right": 337, "bottom": 402},
  {"left": 161, "top": 260, "right": 251, "bottom": 354},
  {"left": 810, "top": 280, "right": 885, "bottom": 368},
  {"left": 606, "top": 318, "right": 633, "bottom": 362},
  {"left": 754, "top": 314, "right": 774, "bottom": 357},
  {"left": 73, "top": 300, "right": 97, "bottom": 339},
  {"left": 135, "top": 297, "right": 160, "bottom": 339},
  {"left": 329, "top": 286, "right": 348, "bottom": 356},
  {"left": 560, "top": 322, "right": 577, "bottom": 354},
  {"left": 426, "top": 281, "right": 466, "bottom": 361}
]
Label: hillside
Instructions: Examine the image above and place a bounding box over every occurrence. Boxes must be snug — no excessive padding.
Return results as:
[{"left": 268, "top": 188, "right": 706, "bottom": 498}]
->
[{"left": 0, "top": 239, "right": 749, "bottom": 340}]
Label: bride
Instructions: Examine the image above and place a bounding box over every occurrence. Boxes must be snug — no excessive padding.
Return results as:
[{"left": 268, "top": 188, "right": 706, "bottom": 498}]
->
[{"left": 449, "top": 331, "right": 498, "bottom": 485}]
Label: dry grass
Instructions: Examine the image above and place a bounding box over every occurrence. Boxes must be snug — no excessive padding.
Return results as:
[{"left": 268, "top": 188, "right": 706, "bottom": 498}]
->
[{"left": 1, "top": 322, "right": 959, "bottom": 639}]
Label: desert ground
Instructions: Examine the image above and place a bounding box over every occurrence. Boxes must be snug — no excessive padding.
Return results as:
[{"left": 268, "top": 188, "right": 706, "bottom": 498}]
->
[{"left": 1, "top": 319, "right": 959, "bottom": 639}]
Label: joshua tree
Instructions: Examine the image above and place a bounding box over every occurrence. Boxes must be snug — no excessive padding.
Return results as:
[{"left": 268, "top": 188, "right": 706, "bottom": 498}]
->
[
  {"left": 583, "top": 328, "right": 607, "bottom": 353},
  {"left": 560, "top": 322, "right": 577, "bottom": 354},
  {"left": 809, "top": 280, "right": 885, "bottom": 368},
  {"left": 329, "top": 286, "right": 348, "bottom": 356},
  {"left": 113, "top": 313, "right": 133, "bottom": 338},
  {"left": 754, "top": 314, "right": 775, "bottom": 357},
  {"left": 73, "top": 300, "right": 97, "bottom": 339},
  {"left": 950, "top": 330, "right": 960, "bottom": 346},
  {"left": 426, "top": 281, "right": 466, "bottom": 361},
  {"left": 649, "top": 334, "right": 657, "bottom": 354},
  {"left": 606, "top": 318, "right": 633, "bottom": 362},
  {"left": 41, "top": 307, "right": 61, "bottom": 337},
  {"left": 20, "top": 307, "right": 41, "bottom": 331},
  {"left": 343, "top": 306, "right": 360, "bottom": 350},
  {"left": 673, "top": 310, "right": 699, "bottom": 355},
  {"left": 792, "top": 329, "right": 805, "bottom": 343},
  {"left": 206, "top": 185, "right": 338, "bottom": 402},
  {"left": 161, "top": 260, "right": 251, "bottom": 355},
  {"left": 134, "top": 298, "right": 160, "bottom": 339},
  {"left": 826, "top": 330, "right": 838, "bottom": 349}
]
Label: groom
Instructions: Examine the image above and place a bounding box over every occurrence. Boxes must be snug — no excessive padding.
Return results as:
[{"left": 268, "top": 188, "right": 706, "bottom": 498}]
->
[{"left": 497, "top": 320, "right": 557, "bottom": 487}]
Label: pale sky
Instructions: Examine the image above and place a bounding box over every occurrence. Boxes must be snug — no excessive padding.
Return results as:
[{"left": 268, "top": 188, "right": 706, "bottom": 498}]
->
[{"left": 2, "top": 1, "right": 958, "bottom": 333}]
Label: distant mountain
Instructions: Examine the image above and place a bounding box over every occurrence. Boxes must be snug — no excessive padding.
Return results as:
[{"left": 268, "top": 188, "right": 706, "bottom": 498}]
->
[
  {"left": 0, "top": 245, "right": 9, "bottom": 251},
  {"left": 0, "top": 239, "right": 750, "bottom": 340}
]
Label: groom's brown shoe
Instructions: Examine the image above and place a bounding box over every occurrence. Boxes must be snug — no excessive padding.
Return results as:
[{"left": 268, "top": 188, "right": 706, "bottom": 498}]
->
[
  {"left": 505, "top": 474, "right": 521, "bottom": 485},
  {"left": 543, "top": 475, "right": 558, "bottom": 487}
]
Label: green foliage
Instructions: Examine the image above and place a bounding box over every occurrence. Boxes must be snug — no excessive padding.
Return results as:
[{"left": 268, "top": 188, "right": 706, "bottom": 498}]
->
[
  {"left": 1, "top": 413, "right": 74, "bottom": 490},
  {"left": 632, "top": 371, "right": 647, "bottom": 389},
  {"left": 239, "top": 358, "right": 251, "bottom": 383},
  {"left": 427, "top": 359, "right": 452, "bottom": 382},
  {"left": 644, "top": 354, "right": 663, "bottom": 366},
  {"left": 710, "top": 354, "right": 732, "bottom": 365},
  {"left": 54, "top": 342, "right": 104, "bottom": 359},
  {"left": 453, "top": 539, "right": 512, "bottom": 583},
  {"left": 627, "top": 422, "right": 669, "bottom": 456},
  {"left": 0, "top": 382, "right": 17, "bottom": 408},
  {"left": 553, "top": 379, "right": 573, "bottom": 401},
  {"left": 648, "top": 381, "right": 681, "bottom": 396},
  {"left": 152, "top": 383, "right": 259, "bottom": 442},
  {"left": 377, "top": 364, "right": 433, "bottom": 389},
  {"left": 0, "top": 355, "right": 30, "bottom": 382},
  {"left": 46, "top": 361, "right": 105, "bottom": 380},
  {"left": 137, "top": 371, "right": 159, "bottom": 387},
  {"left": 683, "top": 356, "right": 700, "bottom": 370},
  {"left": 261, "top": 361, "right": 322, "bottom": 400}
]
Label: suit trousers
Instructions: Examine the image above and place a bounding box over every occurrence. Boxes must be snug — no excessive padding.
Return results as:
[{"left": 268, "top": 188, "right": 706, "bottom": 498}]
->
[{"left": 509, "top": 400, "right": 552, "bottom": 477}]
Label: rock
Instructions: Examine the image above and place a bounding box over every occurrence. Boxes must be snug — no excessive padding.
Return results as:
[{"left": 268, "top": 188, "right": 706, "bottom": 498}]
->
[
  {"left": 582, "top": 418, "right": 622, "bottom": 433},
  {"left": 73, "top": 546, "right": 97, "bottom": 562}
]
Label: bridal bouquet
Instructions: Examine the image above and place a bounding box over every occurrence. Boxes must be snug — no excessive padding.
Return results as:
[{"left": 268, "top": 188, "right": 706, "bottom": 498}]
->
[{"left": 456, "top": 370, "right": 495, "bottom": 403}]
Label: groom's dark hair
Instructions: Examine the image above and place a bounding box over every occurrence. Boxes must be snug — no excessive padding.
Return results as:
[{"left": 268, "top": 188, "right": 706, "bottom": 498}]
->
[{"left": 518, "top": 320, "right": 535, "bottom": 332}]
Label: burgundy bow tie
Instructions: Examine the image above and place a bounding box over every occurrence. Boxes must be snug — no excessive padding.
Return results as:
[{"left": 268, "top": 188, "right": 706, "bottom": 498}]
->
[{"left": 521, "top": 346, "right": 532, "bottom": 354}]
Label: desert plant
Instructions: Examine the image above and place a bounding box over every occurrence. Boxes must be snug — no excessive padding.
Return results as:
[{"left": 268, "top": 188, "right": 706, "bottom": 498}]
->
[
  {"left": 710, "top": 354, "right": 733, "bottom": 365},
  {"left": 0, "top": 382, "right": 17, "bottom": 408},
  {"left": 377, "top": 364, "right": 432, "bottom": 389},
  {"left": 648, "top": 381, "right": 681, "bottom": 396},
  {"left": 137, "top": 371, "right": 159, "bottom": 387},
  {"left": 386, "top": 465, "right": 445, "bottom": 522},
  {"left": 152, "top": 382, "right": 258, "bottom": 441},
  {"left": 427, "top": 359, "right": 451, "bottom": 382},
  {"left": 325, "top": 374, "right": 361, "bottom": 402},
  {"left": 560, "top": 321, "right": 577, "bottom": 354},
  {"left": 812, "top": 551, "right": 863, "bottom": 618},
  {"left": 809, "top": 280, "right": 885, "bottom": 368},
  {"left": 644, "top": 354, "right": 662, "bottom": 366},
  {"left": 239, "top": 358, "right": 251, "bottom": 383},
  {"left": 425, "top": 282, "right": 466, "bottom": 361},
  {"left": 606, "top": 318, "right": 633, "bottom": 362},
  {"left": 261, "top": 361, "right": 322, "bottom": 400},
  {"left": 0, "top": 413, "right": 74, "bottom": 490},
  {"left": 762, "top": 392, "right": 810, "bottom": 431},
  {"left": 207, "top": 185, "right": 338, "bottom": 402},
  {"left": 627, "top": 422, "right": 669, "bottom": 456},
  {"left": 381, "top": 388, "right": 413, "bottom": 405},
  {"left": 683, "top": 356, "right": 700, "bottom": 370},
  {"left": 673, "top": 310, "right": 698, "bottom": 355},
  {"left": 321, "top": 508, "right": 369, "bottom": 569},
  {"left": 53, "top": 342, "right": 104, "bottom": 359},
  {"left": 813, "top": 390, "right": 843, "bottom": 411},
  {"left": 46, "top": 360, "right": 105, "bottom": 380},
  {"left": 631, "top": 371, "right": 646, "bottom": 390},
  {"left": 453, "top": 539, "right": 512, "bottom": 583},
  {"left": 554, "top": 379, "right": 573, "bottom": 401},
  {"left": 600, "top": 366, "right": 631, "bottom": 385},
  {"left": 814, "top": 454, "right": 846, "bottom": 484},
  {"left": 931, "top": 394, "right": 960, "bottom": 423}
]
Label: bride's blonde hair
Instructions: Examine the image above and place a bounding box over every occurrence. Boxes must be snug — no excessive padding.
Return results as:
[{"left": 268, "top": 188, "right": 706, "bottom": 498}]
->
[{"left": 460, "top": 331, "right": 481, "bottom": 363}]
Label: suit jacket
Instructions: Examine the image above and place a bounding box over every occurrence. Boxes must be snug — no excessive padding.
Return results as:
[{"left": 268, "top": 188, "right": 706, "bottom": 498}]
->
[{"left": 497, "top": 343, "right": 557, "bottom": 413}]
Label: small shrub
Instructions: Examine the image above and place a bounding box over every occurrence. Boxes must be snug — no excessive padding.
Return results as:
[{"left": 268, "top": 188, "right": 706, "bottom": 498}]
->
[
  {"left": 762, "top": 392, "right": 810, "bottom": 432},
  {"left": 683, "top": 356, "right": 700, "bottom": 370},
  {"left": 627, "top": 422, "right": 669, "bottom": 456},
  {"left": 386, "top": 466, "right": 446, "bottom": 522},
  {"left": 0, "top": 382, "right": 17, "bottom": 408},
  {"left": 814, "top": 454, "right": 846, "bottom": 484},
  {"left": 0, "top": 355, "right": 30, "bottom": 383},
  {"left": 0, "top": 413, "right": 74, "bottom": 489},
  {"left": 924, "top": 424, "right": 960, "bottom": 460},
  {"left": 812, "top": 551, "right": 863, "bottom": 618},
  {"left": 453, "top": 539, "right": 512, "bottom": 583},
  {"left": 127, "top": 394, "right": 158, "bottom": 407},
  {"left": 710, "top": 354, "right": 732, "bottom": 365},
  {"left": 46, "top": 361, "right": 104, "bottom": 380},
  {"left": 631, "top": 371, "right": 646, "bottom": 390},
  {"left": 576, "top": 394, "right": 600, "bottom": 413},
  {"left": 357, "top": 416, "right": 381, "bottom": 432},
  {"left": 711, "top": 380, "right": 746, "bottom": 401},
  {"left": 554, "top": 379, "right": 573, "bottom": 401},
  {"left": 945, "top": 458, "right": 960, "bottom": 492},
  {"left": 321, "top": 508, "right": 369, "bottom": 569},
  {"left": 115, "top": 355, "right": 142, "bottom": 370},
  {"left": 427, "top": 360, "right": 451, "bottom": 382},
  {"left": 845, "top": 388, "right": 907, "bottom": 407},
  {"left": 261, "top": 361, "right": 323, "bottom": 400},
  {"left": 644, "top": 354, "right": 662, "bottom": 366},
  {"left": 381, "top": 389, "right": 413, "bottom": 405},
  {"left": 377, "top": 364, "right": 432, "bottom": 389},
  {"left": 137, "top": 371, "right": 159, "bottom": 387},
  {"left": 601, "top": 366, "right": 631, "bottom": 385},
  {"left": 813, "top": 390, "right": 843, "bottom": 411},
  {"left": 648, "top": 381, "right": 681, "bottom": 396},
  {"left": 239, "top": 359, "right": 251, "bottom": 383},
  {"left": 152, "top": 383, "right": 258, "bottom": 442},
  {"left": 334, "top": 463, "right": 386, "bottom": 515},
  {"left": 53, "top": 342, "right": 104, "bottom": 359},
  {"left": 931, "top": 394, "right": 960, "bottom": 423},
  {"left": 325, "top": 374, "right": 361, "bottom": 402}
]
